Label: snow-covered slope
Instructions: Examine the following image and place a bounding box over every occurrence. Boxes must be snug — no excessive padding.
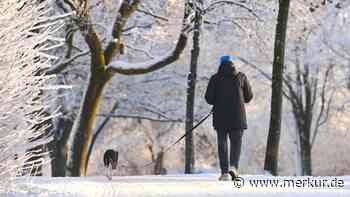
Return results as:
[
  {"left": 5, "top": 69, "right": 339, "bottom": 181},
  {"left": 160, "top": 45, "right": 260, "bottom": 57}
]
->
[{"left": 5, "top": 174, "right": 350, "bottom": 197}]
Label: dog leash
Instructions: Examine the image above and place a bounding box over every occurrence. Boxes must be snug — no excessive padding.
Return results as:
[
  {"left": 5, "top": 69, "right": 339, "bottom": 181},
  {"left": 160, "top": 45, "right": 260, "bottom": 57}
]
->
[{"left": 142, "top": 110, "right": 213, "bottom": 168}]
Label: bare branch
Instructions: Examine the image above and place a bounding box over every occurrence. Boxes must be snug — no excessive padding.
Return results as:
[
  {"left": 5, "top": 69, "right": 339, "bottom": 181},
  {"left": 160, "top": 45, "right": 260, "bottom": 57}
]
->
[
  {"left": 311, "top": 65, "right": 334, "bottom": 148},
  {"left": 311, "top": 66, "right": 320, "bottom": 109},
  {"left": 323, "top": 37, "right": 350, "bottom": 61},
  {"left": 106, "top": 32, "right": 188, "bottom": 75},
  {"left": 104, "top": 0, "right": 193, "bottom": 72},
  {"left": 44, "top": 51, "right": 89, "bottom": 75},
  {"left": 80, "top": 22, "right": 107, "bottom": 70},
  {"left": 284, "top": 74, "right": 306, "bottom": 118},
  {"left": 83, "top": 23, "right": 102, "bottom": 53},
  {"left": 237, "top": 56, "right": 295, "bottom": 101},
  {"left": 58, "top": 0, "right": 78, "bottom": 12},
  {"left": 295, "top": 54, "right": 304, "bottom": 109},
  {"left": 136, "top": 8, "right": 169, "bottom": 22},
  {"left": 236, "top": 56, "right": 272, "bottom": 80},
  {"left": 203, "top": 0, "right": 261, "bottom": 21},
  {"left": 123, "top": 23, "right": 152, "bottom": 33},
  {"left": 140, "top": 105, "right": 178, "bottom": 121},
  {"left": 124, "top": 44, "right": 155, "bottom": 59},
  {"left": 86, "top": 101, "right": 119, "bottom": 166},
  {"left": 302, "top": 65, "right": 311, "bottom": 114},
  {"left": 104, "top": 0, "right": 141, "bottom": 64},
  {"left": 204, "top": 18, "right": 247, "bottom": 33},
  {"left": 97, "top": 113, "right": 183, "bottom": 123}
]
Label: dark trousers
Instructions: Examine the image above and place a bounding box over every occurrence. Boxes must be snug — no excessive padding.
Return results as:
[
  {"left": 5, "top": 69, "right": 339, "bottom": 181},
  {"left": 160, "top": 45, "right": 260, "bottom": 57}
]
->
[{"left": 216, "top": 129, "right": 243, "bottom": 174}]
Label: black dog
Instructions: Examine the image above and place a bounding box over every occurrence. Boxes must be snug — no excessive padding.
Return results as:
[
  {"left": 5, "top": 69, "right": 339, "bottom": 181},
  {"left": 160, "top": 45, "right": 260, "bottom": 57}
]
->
[{"left": 103, "top": 149, "right": 118, "bottom": 170}]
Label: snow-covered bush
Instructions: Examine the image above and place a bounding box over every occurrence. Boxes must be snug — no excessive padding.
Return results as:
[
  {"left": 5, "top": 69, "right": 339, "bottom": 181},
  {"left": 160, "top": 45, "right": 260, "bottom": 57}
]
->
[{"left": 0, "top": 0, "right": 62, "bottom": 191}]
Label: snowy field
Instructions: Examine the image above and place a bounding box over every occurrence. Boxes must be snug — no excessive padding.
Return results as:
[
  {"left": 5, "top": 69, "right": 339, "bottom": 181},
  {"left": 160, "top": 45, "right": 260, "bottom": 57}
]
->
[{"left": 3, "top": 174, "right": 350, "bottom": 197}]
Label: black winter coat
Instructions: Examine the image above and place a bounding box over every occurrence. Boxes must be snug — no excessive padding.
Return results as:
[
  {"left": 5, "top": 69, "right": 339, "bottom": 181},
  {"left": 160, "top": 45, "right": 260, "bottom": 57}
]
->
[{"left": 205, "top": 68, "right": 253, "bottom": 130}]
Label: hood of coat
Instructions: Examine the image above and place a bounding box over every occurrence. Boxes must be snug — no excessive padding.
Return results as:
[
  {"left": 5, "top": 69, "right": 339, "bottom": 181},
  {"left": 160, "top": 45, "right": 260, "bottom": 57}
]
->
[{"left": 217, "top": 62, "right": 237, "bottom": 77}]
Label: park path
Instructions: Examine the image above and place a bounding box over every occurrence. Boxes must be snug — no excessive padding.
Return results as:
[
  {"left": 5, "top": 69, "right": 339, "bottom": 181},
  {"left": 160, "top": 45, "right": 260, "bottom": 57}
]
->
[{"left": 6, "top": 174, "right": 350, "bottom": 197}]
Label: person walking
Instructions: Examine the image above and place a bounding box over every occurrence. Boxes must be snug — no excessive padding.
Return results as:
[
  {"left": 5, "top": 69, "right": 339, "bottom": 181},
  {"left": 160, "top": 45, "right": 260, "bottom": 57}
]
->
[{"left": 205, "top": 55, "right": 253, "bottom": 181}]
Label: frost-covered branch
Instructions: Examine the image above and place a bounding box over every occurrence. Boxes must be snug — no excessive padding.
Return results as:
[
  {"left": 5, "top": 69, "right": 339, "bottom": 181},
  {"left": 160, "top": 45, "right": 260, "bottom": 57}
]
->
[
  {"left": 106, "top": 32, "right": 188, "bottom": 75},
  {"left": 311, "top": 65, "right": 335, "bottom": 147},
  {"left": 98, "top": 113, "right": 183, "bottom": 123},
  {"left": 104, "top": 0, "right": 141, "bottom": 64},
  {"left": 236, "top": 56, "right": 272, "bottom": 80},
  {"left": 44, "top": 50, "right": 89, "bottom": 75},
  {"left": 323, "top": 37, "right": 350, "bottom": 61},
  {"left": 136, "top": 8, "right": 169, "bottom": 22},
  {"left": 237, "top": 56, "right": 294, "bottom": 101},
  {"left": 204, "top": 18, "right": 247, "bottom": 32},
  {"left": 124, "top": 44, "right": 155, "bottom": 59},
  {"left": 123, "top": 23, "right": 152, "bottom": 33},
  {"left": 0, "top": 0, "right": 61, "bottom": 189},
  {"left": 203, "top": 0, "right": 261, "bottom": 20}
]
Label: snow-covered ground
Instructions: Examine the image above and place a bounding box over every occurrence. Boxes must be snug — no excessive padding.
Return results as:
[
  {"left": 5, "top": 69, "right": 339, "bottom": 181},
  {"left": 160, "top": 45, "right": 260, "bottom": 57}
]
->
[{"left": 4, "top": 174, "right": 350, "bottom": 197}]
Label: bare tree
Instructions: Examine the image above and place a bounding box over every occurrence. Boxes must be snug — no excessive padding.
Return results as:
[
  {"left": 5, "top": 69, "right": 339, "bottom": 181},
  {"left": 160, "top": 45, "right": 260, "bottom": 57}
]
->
[
  {"left": 283, "top": 36, "right": 335, "bottom": 175},
  {"left": 185, "top": 0, "right": 203, "bottom": 174},
  {"left": 184, "top": 0, "right": 259, "bottom": 174},
  {"left": 52, "top": 0, "right": 191, "bottom": 176},
  {"left": 144, "top": 123, "right": 176, "bottom": 175},
  {"left": 49, "top": 112, "right": 74, "bottom": 177},
  {"left": 239, "top": 51, "right": 335, "bottom": 176},
  {"left": 264, "top": 0, "right": 291, "bottom": 176}
]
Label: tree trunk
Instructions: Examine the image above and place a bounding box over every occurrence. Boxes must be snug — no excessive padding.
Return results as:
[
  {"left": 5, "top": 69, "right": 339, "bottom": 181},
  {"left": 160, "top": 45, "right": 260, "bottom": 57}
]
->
[
  {"left": 347, "top": 63, "right": 350, "bottom": 90},
  {"left": 86, "top": 101, "right": 119, "bottom": 169},
  {"left": 49, "top": 116, "right": 73, "bottom": 177},
  {"left": 63, "top": 0, "right": 188, "bottom": 177},
  {"left": 185, "top": 5, "right": 202, "bottom": 174},
  {"left": 154, "top": 151, "right": 166, "bottom": 175},
  {"left": 294, "top": 114, "right": 313, "bottom": 176},
  {"left": 301, "top": 80, "right": 313, "bottom": 176},
  {"left": 264, "top": 0, "right": 291, "bottom": 176},
  {"left": 293, "top": 105, "right": 313, "bottom": 176},
  {"left": 294, "top": 129, "right": 302, "bottom": 176},
  {"left": 66, "top": 72, "right": 109, "bottom": 176},
  {"left": 300, "top": 133, "right": 312, "bottom": 175}
]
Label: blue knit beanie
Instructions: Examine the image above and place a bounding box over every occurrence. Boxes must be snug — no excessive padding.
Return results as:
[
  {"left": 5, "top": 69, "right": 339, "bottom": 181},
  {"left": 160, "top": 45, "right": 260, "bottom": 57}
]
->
[{"left": 220, "top": 55, "right": 235, "bottom": 65}]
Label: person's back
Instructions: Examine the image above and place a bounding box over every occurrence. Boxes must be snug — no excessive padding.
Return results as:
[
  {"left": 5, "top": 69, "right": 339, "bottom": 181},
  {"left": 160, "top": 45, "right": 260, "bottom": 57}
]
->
[
  {"left": 205, "top": 59, "right": 253, "bottom": 131},
  {"left": 205, "top": 55, "right": 253, "bottom": 181}
]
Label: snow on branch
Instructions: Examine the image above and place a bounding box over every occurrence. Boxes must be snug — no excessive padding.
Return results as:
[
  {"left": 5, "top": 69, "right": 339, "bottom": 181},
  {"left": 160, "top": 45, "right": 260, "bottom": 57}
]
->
[
  {"left": 203, "top": 0, "right": 261, "bottom": 20},
  {"left": 104, "top": 0, "right": 141, "bottom": 64},
  {"left": 106, "top": 32, "right": 188, "bottom": 75},
  {"left": 44, "top": 50, "right": 89, "bottom": 75},
  {"left": 98, "top": 113, "right": 183, "bottom": 123},
  {"left": 236, "top": 56, "right": 272, "bottom": 81},
  {"left": 0, "top": 0, "right": 62, "bottom": 189},
  {"left": 136, "top": 8, "right": 169, "bottom": 22}
]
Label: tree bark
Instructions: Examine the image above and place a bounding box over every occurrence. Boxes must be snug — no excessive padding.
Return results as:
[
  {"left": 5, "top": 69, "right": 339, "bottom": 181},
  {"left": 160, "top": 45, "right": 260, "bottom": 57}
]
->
[
  {"left": 348, "top": 63, "right": 350, "bottom": 90},
  {"left": 154, "top": 151, "right": 166, "bottom": 175},
  {"left": 294, "top": 109, "right": 313, "bottom": 176},
  {"left": 294, "top": 128, "right": 302, "bottom": 176},
  {"left": 66, "top": 72, "right": 110, "bottom": 176},
  {"left": 86, "top": 101, "right": 119, "bottom": 169},
  {"left": 288, "top": 64, "right": 314, "bottom": 176},
  {"left": 185, "top": 3, "right": 202, "bottom": 174},
  {"left": 300, "top": 133, "right": 312, "bottom": 175},
  {"left": 264, "top": 0, "right": 291, "bottom": 176},
  {"left": 50, "top": 116, "right": 73, "bottom": 177},
  {"left": 301, "top": 76, "right": 313, "bottom": 176}
]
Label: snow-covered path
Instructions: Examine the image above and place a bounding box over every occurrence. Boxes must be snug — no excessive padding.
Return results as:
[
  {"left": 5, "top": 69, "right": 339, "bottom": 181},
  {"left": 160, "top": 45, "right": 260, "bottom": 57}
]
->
[{"left": 6, "top": 174, "right": 350, "bottom": 197}]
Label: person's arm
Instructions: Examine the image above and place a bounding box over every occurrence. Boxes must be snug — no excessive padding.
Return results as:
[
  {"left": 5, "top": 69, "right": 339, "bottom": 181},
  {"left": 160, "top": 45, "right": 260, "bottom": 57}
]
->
[
  {"left": 242, "top": 74, "right": 253, "bottom": 103},
  {"left": 205, "top": 75, "right": 216, "bottom": 105}
]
